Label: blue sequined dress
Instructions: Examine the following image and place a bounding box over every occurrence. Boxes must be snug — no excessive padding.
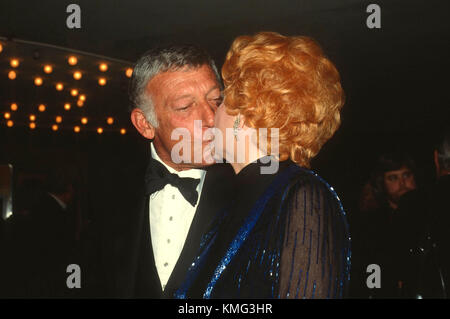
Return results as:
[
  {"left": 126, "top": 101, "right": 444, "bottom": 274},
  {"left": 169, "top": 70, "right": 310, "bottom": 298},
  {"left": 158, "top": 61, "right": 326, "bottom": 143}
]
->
[{"left": 175, "top": 159, "right": 351, "bottom": 299}]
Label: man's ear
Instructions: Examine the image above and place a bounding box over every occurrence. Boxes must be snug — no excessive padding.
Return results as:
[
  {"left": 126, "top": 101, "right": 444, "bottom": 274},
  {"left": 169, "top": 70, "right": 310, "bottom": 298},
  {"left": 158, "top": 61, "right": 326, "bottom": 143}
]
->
[{"left": 131, "top": 108, "right": 155, "bottom": 140}]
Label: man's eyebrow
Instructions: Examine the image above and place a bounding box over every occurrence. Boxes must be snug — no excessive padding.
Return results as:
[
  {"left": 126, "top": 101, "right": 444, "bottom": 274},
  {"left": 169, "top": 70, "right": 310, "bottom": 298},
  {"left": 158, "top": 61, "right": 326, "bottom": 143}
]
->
[
  {"left": 172, "top": 85, "right": 221, "bottom": 102},
  {"left": 173, "top": 94, "right": 193, "bottom": 102}
]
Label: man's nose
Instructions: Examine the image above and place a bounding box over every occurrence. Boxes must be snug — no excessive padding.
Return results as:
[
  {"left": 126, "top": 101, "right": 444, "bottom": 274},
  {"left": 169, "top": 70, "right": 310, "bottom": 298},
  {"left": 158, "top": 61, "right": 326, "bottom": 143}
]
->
[{"left": 200, "top": 99, "right": 215, "bottom": 127}]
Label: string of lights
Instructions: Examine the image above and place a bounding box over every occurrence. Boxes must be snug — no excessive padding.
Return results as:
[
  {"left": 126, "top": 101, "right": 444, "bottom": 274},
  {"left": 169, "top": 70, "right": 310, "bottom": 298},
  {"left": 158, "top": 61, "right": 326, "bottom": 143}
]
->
[{"left": 1, "top": 36, "right": 134, "bottom": 135}]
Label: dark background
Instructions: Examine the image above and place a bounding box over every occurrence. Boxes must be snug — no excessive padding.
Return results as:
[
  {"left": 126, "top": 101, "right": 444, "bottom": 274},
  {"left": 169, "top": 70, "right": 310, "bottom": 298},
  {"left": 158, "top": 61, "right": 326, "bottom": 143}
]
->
[{"left": 0, "top": 0, "right": 449, "bottom": 274}]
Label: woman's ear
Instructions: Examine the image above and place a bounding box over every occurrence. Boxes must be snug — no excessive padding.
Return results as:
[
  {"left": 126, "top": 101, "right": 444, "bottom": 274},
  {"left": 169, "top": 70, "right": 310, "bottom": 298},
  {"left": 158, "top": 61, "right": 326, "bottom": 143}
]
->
[{"left": 131, "top": 108, "right": 155, "bottom": 140}]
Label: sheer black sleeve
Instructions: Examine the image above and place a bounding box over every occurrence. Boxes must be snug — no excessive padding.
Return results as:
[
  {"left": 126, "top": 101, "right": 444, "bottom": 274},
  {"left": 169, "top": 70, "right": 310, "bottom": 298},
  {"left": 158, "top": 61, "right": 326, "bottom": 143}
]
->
[{"left": 278, "top": 177, "right": 350, "bottom": 298}]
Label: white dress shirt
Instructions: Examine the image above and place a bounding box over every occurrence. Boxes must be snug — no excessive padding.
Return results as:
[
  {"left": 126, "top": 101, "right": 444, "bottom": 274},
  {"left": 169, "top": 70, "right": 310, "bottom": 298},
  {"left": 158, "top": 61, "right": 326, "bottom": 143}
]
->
[{"left": 149, "top": 143, "right": 206, "bottom": 290}]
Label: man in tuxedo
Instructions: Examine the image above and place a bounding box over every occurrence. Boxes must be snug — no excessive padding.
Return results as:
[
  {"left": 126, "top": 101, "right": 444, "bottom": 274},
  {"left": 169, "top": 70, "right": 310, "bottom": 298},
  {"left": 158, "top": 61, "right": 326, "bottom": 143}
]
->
[{"left": 89, "top": 44, "right": 234, "bottom": 298}]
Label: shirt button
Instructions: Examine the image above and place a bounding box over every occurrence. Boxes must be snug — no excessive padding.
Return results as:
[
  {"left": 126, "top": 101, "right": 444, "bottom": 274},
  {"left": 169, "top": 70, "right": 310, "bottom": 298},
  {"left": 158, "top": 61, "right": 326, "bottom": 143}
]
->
[
  {"left": 169, "top": 216, "right": 173, "bottom": 221},
  {"left": 167, "top": 239, "right": 171, "bottom": 243},
  {"left": 164, "top": 262, "right": 168, "bottom": 267},
  {"left": 172, "top": 194, "right": 175, "bottom": 199}
]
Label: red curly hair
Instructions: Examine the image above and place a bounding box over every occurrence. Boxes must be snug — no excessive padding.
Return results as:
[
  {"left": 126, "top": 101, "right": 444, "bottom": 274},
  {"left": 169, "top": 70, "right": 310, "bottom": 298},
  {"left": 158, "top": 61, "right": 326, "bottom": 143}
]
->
[{"left": 222, "top": 32, "right": 345, "bottom": 167}]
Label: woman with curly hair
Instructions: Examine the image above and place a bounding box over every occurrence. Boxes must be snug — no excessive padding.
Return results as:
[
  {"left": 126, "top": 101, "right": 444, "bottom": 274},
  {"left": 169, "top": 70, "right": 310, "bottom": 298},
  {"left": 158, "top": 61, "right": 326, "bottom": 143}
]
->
[{"left": 175, "top": 32, "right": 350, "bottom": 299}]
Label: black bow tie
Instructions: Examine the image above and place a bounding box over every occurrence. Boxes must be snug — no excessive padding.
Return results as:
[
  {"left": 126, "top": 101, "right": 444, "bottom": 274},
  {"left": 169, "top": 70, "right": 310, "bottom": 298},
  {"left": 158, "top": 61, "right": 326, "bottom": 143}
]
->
[{"left": 145, "top": 159, "right": 201, "bottom": 207}]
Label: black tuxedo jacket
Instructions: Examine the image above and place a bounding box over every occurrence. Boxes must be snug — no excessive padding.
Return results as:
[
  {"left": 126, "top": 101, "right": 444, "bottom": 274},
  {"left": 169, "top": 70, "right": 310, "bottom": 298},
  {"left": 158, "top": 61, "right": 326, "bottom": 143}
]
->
[{"left": 88, "top": 153, "right": 235, "bottom": 298}]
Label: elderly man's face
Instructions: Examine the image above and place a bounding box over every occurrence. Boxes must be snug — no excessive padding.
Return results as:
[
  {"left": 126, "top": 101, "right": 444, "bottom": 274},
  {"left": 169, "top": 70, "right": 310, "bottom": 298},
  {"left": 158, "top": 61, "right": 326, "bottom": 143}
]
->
[
  {"left": 383, "top": 166, "right": 416, "bottom": 206},
  {"left": 147, "top": 64, "right": 222, "bottom": 169}
]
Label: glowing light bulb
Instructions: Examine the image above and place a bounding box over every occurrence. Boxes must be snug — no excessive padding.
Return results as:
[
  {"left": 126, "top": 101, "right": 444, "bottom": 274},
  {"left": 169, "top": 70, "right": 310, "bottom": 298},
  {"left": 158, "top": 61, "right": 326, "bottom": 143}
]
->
[
  {"left": 30, "top": 114, "right": 36, "bottom": 121},
  {"left": 79, "top": 94, "right": 86, "bottom": 101},
  {"left": 74, "top": 126, "right": 81, "bottom": 133},
  {"left": 97, "top": 127, "right": 104, "bottom": 134},
  {"left": 64, "top": 103, "right": 71, "bottom": 111},
  {"left": 107, "top": 117, "right": 114, "bottom": 125},
  {"left": 10, "top": 103, "right": 18, "bottom": 111},
  {"left": 38, "top": 104, "right": 46, "bottom": 112},
  {"left": 8, "top": 70, "right": 16, "bottom": 80},
  {"left": 0, "top": 43, "right": 3, "bottom": 53},
  {"left": 81, "top": 117, "right": 88, "bottom": 125},
  {"left": 10, "top": 59, "right": 19, "bottom": 68},
  {"left": 120, "top": 128, "right": 126, "bottom": 135},
  {"left": 125, "top": 68, "right": 133, "bottom": 78},
  {"left": 70, "top": 89, "right": 78, "bottom": 96},
  {"left": 29, "top": 122, "right": 36, "bottom": 130},
  {"left": 56, "top": 116, "right": 62, "bottom": 123},
  {"left": 99, "top": 63, "right": 108, "bottom": 72},
  {"left": 56, "top": 83, "right": 64, "bottom": 91},
  {"left": 68, "top": 56, "right": 77, "bottom": 66},
  {"left": 52, "top": 124, "right": 58, "bottom": 131},
  {"left": 77, "top": 100, "right": 84, "bottom": 107},
  {"left": 34, "top": 77, "right": 43, "bottom": 86},
  {"left": 6, "top": 120, "right": 13, "bottom": 127},
  {"left": 44, "top": 65, "right": 53, "bottom": 74},
  {"left": 73, "top": 71, "right": 82, "bottom": 80},
  {"left": 4, "top": 112, "right": 11, "bottom": 119},
  {"left": 98, "top": 77, "right": 107, "bottom": 86}
]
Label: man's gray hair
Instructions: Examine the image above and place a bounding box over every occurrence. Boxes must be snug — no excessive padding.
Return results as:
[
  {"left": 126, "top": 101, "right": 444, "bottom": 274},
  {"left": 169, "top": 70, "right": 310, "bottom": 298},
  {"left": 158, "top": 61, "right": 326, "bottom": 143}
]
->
[
  {"left": 436, "top": 126, "right": 450, "bottom": 171},
  {"left": 129, "top": 44, "right": 222, "bottom": 127}
]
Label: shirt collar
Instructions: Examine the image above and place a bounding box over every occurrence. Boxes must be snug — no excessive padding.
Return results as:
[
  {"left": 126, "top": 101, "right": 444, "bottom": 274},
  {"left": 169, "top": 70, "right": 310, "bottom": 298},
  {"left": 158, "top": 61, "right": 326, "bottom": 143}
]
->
[{"left": 150, "top": 142, "right": 206, "bottom": 180}]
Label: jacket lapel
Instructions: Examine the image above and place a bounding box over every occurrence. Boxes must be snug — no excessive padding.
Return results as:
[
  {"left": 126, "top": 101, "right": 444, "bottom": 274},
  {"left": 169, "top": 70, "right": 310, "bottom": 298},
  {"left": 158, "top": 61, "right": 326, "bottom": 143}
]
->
[{"left": 110, "top": 164, "right": 162, "bottom": 298}]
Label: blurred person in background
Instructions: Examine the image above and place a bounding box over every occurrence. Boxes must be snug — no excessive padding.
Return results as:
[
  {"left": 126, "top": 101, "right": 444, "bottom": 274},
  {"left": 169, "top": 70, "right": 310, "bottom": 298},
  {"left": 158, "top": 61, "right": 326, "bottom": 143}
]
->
[{"left": 357, "top": 151, "right": 444, "bottom": 298}]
